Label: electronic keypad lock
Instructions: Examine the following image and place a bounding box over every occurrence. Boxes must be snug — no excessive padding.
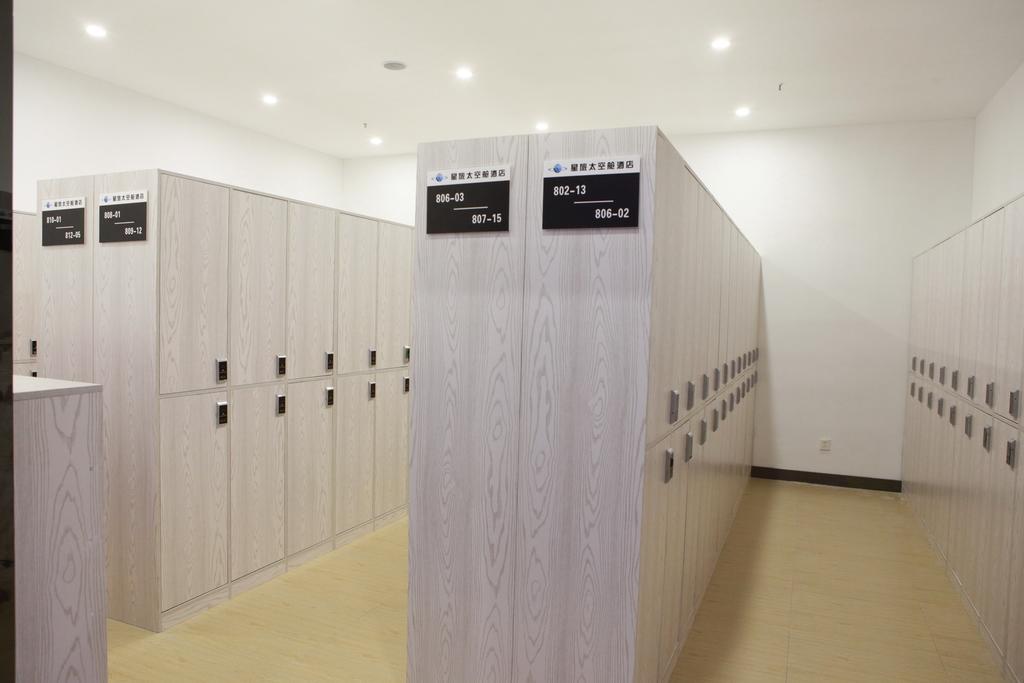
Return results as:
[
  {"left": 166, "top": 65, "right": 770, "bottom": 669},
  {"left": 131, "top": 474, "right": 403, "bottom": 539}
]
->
[
  {"left": 964, "top": 414, "right": 973, "bottom": 438},
  {"left": 684, "top": 432, "right": 694, "bottom": 463},
  {"left": 699, "top": 418, "right": 708, "bottom": 445},
  {"left": 1008, "top": 440, "right": 1019, "bottom": 470},
  {"left": 702, "top": 374, "right": 710, "bottom": 400},
  {"left": 277, "top": 394, "right": 287, "bottom": 415},
  {"left": 217, "top": 358, "right": 228, "bottom": 382},
  {"left": 369, "top": 348, "right": 377, "bottom": 367},
  {"left": 664, "top": 448, "right": 675, "bottom": 483},
  {"left": 277, "top": 355, "right": 287, "bottom": 376},
  {"left": 713, "top": 368, "right": 721, "bottom": 391},
  {"left": 968, "top": 376, "right": 976, "bottom": 399},
  {"left": 669, "top": 390, "right": 681, "bottom": 424},
  {"left": 404, "top": 376, "right": 411, "bottom": 393},
  {"left": 686, "top": 381, "right": 695, "bottom": 411},
  {"left": 368, "top": 381, "right": 376, "bottom": 399},
  {"left": 30, "top": 339, "right": 37, "bottom": 357},
  {"left": 326, "top": 387, "right": 335, "bottom": 406},
  {"left": 326, "top": 352, "right": 335, "bottom": 371},
  {"left": 939, "top": 366, "right": 946, "bottom": 385},
  {"left": 404, "top": 346, "right": 411, "bottom": 364},
  {"left": 1010, "top": 390, "right": 1021, "bottom": 419},
  {"left": 951, "top": 370, "right": 959, "bottom": 391},
  {"left": 217, "top": 401, "right": 229, "bottom": 425}
]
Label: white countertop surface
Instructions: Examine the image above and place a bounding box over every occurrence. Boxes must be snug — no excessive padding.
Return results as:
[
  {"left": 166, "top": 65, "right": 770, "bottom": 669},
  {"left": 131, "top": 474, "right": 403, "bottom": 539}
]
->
[{"left": 13, "top": 374, "right": 102, "bottom": 401}]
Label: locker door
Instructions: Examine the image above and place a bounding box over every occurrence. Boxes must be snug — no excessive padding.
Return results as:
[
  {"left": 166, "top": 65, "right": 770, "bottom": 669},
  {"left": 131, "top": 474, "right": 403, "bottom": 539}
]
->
[
  {"left": 946, "top": 401, "right": 973, "bottom": 585},
  {"left": 1006, "top": 431, "right": 1024, "bottom": 682},
  {"left": 287, "top": 379, "right": 334, "bottom": 556},
  {"left": 680, "top": 171, "right": 705, "bottom": 412},
  {"left": 376, "top": 222, "right": 413, "bottom": 370},
  {"left": 682, "top": 413, "right": 706, "bottom": 631},
  {"left": 717, "top": 223, "right": 733, "bottom": 384},
  {"left": 38, "top": 175, "right": 94, "bottom": 382},
  {"left": 977, "top": 417, "right": 1016, "bottom": 652},
  {"left": 160, "top": 175, "right": 229, "bottom": 394},
  {"left": 944, "top": 233, "right": 966, "bottom": 391},
  {"left": 957, "top": 221, "right": 984, "bottom": 402},
  {"left": 374, "top": 368, "right": 410, "bottom": 516},
  {"left": 994, "top": 199, "right": 1024, "bottom": 421},
  {"left": 287, "top": 203, "right": 337, "bottom": 379},
  {"left": 13, "top": 212, "right": 41, "bottom": 362},
  {"left": 230, "top": 383, "right": 287, "bottom": 579},
  {"left": 159, "top": 392, "right": 228, "bottom": 610},
  {"left": 932, "top": 395, "right": 955, "bottom": 558},
  {"left": 977, "top": 211, "right": 1005, "bottom": 410},
  {"left": 230, "top": 191, "right": 287, "bottom": 385},
  {"left": 336, "top": 373, "right": 376, "bottom": 533},
  {"left": 658, "top": 424, "right": 692, "bottom": 679},
  {"left": 338, "top": 214, "right": 379, "bottom": 374},
  {"left": 636, "top": 430, "right": 673, "bottom": 682},
  {"left": 703, "top": 196, "right": 722, "bottom": 394}
]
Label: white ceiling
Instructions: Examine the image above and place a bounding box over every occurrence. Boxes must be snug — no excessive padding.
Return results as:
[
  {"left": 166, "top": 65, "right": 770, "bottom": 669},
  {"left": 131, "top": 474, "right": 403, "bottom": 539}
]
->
[{"left": 13, "top": 0, "right": 1024, "bottom": 159}]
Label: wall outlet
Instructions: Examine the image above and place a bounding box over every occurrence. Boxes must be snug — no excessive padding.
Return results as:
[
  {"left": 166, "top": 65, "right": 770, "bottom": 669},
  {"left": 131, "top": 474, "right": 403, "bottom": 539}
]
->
[{"left": 819, "top": 438, "right": 832, "bottom": 453}]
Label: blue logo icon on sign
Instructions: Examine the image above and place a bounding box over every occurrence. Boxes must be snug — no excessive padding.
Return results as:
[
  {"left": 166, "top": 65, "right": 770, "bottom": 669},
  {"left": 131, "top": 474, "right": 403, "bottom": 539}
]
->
[
  {"left": 103, "top": 196, "right": 110, "bottom": 203},
  {"left": 45, "top": 202, "right": 51, "bottom": 209},
  {"left": 553, "top": 164, "right": 563, "bottom": 173},
  {"left": 435, "top": 174, "right": 444, "bottom": 183}
]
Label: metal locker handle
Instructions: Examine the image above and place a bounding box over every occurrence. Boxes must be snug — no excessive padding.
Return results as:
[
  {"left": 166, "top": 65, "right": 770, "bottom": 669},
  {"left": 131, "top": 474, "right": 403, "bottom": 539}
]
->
[
  {"left": 1010, "top": 390, "right": 1021, "bottom": 419},
  {"left": 664, "top": 448, "right": 675, "bottom": 483},
  {"left": 1009, "top": 440, "right": 1019, "bottom": 470},
  {"left": 686, "top": 381, "right": 695, "bottom": 410},
  {"left": 685, "top": 433, "right": 694, "bottom": 463},
  {"left": 986, "top": 382, "right": 995, "bottom": 407},
  {"left": 983, "top": 426, "right": 992, "bottom": 452},
  {"left": 669, "top": 390, "right": 681, "bottom": 424}
]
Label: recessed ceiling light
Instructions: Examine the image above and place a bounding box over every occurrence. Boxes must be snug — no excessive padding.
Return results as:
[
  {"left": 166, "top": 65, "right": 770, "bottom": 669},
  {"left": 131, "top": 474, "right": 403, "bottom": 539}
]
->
[
  {"left": 85, "top": 23, "right": 108, "bottom": 39},
  {"left": 735, "top": 106, "right": 751, "bottom": 118},
  {"left": 535, "top": 121, "right": 549, "bottom": 132},
  {"left": 261, "top": 93, "right": 279, "bottom": 106},
  {"left": 711, "top": 36, "right": 731, "bottom": 51},
  {"left": 382, "top": 60, "right": 407, "bottom": 71},
  {"left": 455, "top": 66, "right": 474, "bottom": 80},
  {"left": 369, "top": 136, "right": 383, "bottom": 146}
]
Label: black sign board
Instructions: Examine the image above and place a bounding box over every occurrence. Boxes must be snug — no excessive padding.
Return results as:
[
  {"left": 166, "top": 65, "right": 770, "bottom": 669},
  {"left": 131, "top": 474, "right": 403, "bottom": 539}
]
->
[
  {"left": 99, "top": 191, "right": 147, "bottom": 242},
  {"left": 41, "top": 196, "right": 86, "bottom": 246},
  {"left": 541, "top": 157, "right": 640, "bottom": 230},
  {"left": 426, "top": 166, "right": 510, "bottom": 234}
]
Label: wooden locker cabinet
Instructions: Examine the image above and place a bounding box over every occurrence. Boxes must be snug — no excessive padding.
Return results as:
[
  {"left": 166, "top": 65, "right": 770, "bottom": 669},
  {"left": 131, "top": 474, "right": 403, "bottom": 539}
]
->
[
  {"left": 35, "top": 169, "right": 412, "bottom": 632},
  {"left": 38, "top": 175, "right": 94, "bottom": 382},
  {"left": 159, "top": 391, "right": 229, "bottom": 612},
  {"left": 230, "top": 383, "right": 287, "bottom": 580},
  {"left": 977, "top": 417, "right": 1017, "bottom": 653},
  {"left": 374, "top": 368, "right": 410, "bottom": 517},
  {"left": 957, "top": 220, "right": 985, "bottom": 402},
  {"left": 287, "top": 202, "right": 337, "bottom": 379},
  {"left": 1007, "top": 430, "right": 1024, "bottom": 682},
  {"left": 287, "top": 378, "right": 335, "bottom": 556},
  {"left": 976, "top": 211, "right": 1005, "bottom": 410},
  {"left": 335, "top": 373, "right": 376, "bottom": 535},
  {"left": 230, "top": 190, "right": 288, "bottom": 386},
  {"left": 337, "top": 213, "right": 378, "bottom": 374},
  {"left": 160, "top": 174, "right": 229, "bottom": 394},
  {"left": 410, "top": 127, "right": 762, "bottom": 682},
  {"left": 13, "top": 211, "right": 41, "bottom": 363}
]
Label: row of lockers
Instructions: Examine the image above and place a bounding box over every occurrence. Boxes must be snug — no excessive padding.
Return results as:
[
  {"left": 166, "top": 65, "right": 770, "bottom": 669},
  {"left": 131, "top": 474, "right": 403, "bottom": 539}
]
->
[
  {"left": 159, "top": 371, "right": 409, "bottom": 618},
  {"left": 647, "top": 160, "right": 761, "bottom": 447},
  {"left": 639, "top": 369, "right": 759, "bottom": 681},
  {"left": 903, "top": 374, "right": 1023, "bottom": 681},
  {"left": 908, "top": 196, "right": 1024, "bottom": 423},
  {"left": 14, "top": 174, "right": 411, "bottom": 388},
  {"left": 20, "top": 169, "right": 414, "bottom": 633}
]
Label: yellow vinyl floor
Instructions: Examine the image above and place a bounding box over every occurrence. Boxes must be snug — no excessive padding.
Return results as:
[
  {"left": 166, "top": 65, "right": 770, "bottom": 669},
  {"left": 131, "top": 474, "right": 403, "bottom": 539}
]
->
[
  {"left": 108, "top": 480, "right": 1004, "bottom": 682},
  {"left": 671, "top": 479, "right": 1005, "bottom": 682}
]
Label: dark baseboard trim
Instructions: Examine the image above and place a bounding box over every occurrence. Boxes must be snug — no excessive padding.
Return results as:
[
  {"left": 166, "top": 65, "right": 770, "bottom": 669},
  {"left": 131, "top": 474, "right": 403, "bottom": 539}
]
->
[{"left": 751, "top": 466, "right": 902, "bottom": 493}]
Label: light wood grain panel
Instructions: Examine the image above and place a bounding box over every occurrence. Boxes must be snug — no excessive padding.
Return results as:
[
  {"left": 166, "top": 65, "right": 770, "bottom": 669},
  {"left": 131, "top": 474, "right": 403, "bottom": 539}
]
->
[
  {"left": 13, "top": 362, "right": 40, "bottom": 377},
  {"left": 376, "top": 222, "right": 413, "bottom": 370},
  {"left": 337, "top": 213, "right": 378, "bottom": 374},
  {"left": 229, "top": 191, "right": 288, "bottom": 385},
  {"left": 646, "top": 136, "right": 688, "bottom": 446},
  {"left": 682, "top": 411, "right": 707, "bottom": 633},
  {"left": 635, "top": 432, "right": 673, "bottom": 682},
  {"left": 658, "top": 424, "right": 692, "bottom": 679},
  {"left": 994, "top": 199, "right": 1024, "bottom": 420},
  {"left": 14, "top": 389, "right": 106, "bottom": 682},
  {"left": 514, "top": 126, "right": 656, "bottom": 682},
  {"left": 976, "top": 211, "right": 1005, "bottom": 409},
  {"left": 287, "top": 379, "right": 334, "bottom": 555},
  {"left": 680, "top": 170, "right": 706, "bottom": 408},
  {"left": 1007, "top": 426, "right": 1024, "bottom": 681},
  {"left": 702, "top": 194, "right": 723, "bottom": 392},
  {"left": 977, "top": 417, "right": 1017, "bottom": 653},
  {"left": 944, "top": 232, "right": 966, "bottom": 387},
  {"left": 94, "top": 170, "right": 162, "bottom": 630},
  {"left": 13, "top": 211, "right": 41, "bottom": 362},
  {"left": 159, "top": 392, "right": 228, "bottom": 611},
  {"left": 374, "top": 368, "right": 410, "bottom": 517},
  {"left": 336, "top": 373, "right": 375, "bottom": 534},
  {"left": 409, "top": 134, "right": 528, "bottom": 683},
  {"left": 230, "top": 383, "right": 287, "bottom": 579},
  {"left": 287, "top": 202, "right": 337, "bottom": 379},
  {"left": 38, "top": 175, "right": 94, "bottom": 382},
  {"left": 159, "top": 175, "right": 229, "bottom": 394}
]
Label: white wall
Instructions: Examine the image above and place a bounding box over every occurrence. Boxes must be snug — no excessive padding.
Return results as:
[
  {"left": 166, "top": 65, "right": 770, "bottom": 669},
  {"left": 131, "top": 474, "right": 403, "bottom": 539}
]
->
[
  {"left": 13, "top": 54, "right": 347, "bottom": 212},
  {"left": 973, "top": 61, "right": 1024, "bottom": 220},
  {"left": 337, "top": 155, "right": 417, "bottom": 225},
  {"left": 672, "top": 121, "right": 974, "bottom": 480}
]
